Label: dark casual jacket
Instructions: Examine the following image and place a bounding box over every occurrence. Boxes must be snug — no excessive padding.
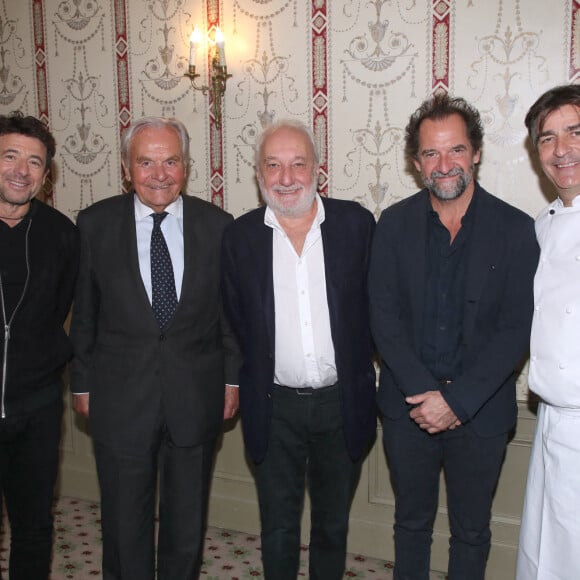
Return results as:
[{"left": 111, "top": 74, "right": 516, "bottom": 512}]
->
[
  {"left": 369, "top": 183, "right": 540, "bottom": 436},
  {"left": 0, "top": 199, "right": 79, "bottom": 417},
  {"left": 222, "top": 196, "right": 377, "bottom": 464}
]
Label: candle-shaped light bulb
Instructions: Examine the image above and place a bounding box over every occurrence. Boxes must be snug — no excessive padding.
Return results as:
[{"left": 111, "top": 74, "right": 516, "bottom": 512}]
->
[
  {"left": 215, "top": 26, "right": 226, "bottom": 67},
  {"left": 189, "top": 27, "right": 201, "bottom": 67}
]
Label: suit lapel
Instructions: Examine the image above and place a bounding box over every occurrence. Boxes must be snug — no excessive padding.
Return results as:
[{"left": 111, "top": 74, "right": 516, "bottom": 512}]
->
[
  {"left": 254, "top": 216, "right": 275, "bottom": 352},
  {"left": 319, "top": 200, "right": 346, "bottom": 339},
  {"left": 463, "top": 186, "right": 500, "bottom": 337},
  {"left": 320, "top": 198, "right": 373, "bottom": 351},
  {"left": 404, "top": 189, "right": 431, "bottom": 352},
  {"left": 407, "top": 193, "right": 429, "bottom": 343},
  {"left": 180, "top": 196, "right": 196, "bottom": 308},
  {"left": 122, "top": 194, "right": 156, "bottom": 320},
  {"left": 320, "top": 201, "right": 340, "bottom": 302}
]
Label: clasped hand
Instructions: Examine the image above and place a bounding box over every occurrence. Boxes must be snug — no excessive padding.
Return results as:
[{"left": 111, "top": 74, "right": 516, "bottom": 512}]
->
[{"left": 405, "top": 390, "right": 461, "bottom": 434}]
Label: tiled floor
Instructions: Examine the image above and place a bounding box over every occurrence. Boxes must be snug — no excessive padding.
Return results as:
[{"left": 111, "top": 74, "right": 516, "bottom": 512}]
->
[{"left": 0, "top": 496, "right": 447, "bottom": 579}]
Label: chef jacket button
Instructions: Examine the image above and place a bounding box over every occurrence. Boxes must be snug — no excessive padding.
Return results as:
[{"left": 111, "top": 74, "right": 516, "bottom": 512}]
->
[
  {"left": 559, "top": 362, "right": 566, "bottom": 370},
  {"left": 566, "top": 306, "right": 573, "bottom": 314}
]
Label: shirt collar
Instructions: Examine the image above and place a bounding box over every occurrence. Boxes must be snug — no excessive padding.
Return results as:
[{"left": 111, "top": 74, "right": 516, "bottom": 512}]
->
[
  {"left": 264, "top": 193, "right": 325, "bottom": 233},
  {"left": 555, "top": 194, "right": 580, "bottom": 208},
  {"left": 134, "top": 193, "right": 183, "bottom": 221},
  {"left": 427, "top": 183, "right": 478, "bottom": 226}
]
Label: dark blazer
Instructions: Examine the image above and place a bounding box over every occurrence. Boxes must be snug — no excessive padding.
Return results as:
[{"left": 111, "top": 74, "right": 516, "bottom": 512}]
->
[
  {"left": 369, "top": 183, "right": 539, "bottom": 436},
  {"left": 70, "top": 193, "right": 241, "bottom": 449},
  {"left": 221, "top": 197, "right": 377, "bottom": 464}
]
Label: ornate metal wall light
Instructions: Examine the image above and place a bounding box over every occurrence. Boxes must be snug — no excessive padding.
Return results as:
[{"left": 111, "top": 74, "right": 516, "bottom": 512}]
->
[{"left": 184, "top": 26, "right": 232, "bottom": 127}]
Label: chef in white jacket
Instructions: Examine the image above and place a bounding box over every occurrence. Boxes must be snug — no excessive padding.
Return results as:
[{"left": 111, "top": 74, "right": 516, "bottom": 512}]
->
[{"left": 517, "top": 84, "right": 580, "bottom": 580}]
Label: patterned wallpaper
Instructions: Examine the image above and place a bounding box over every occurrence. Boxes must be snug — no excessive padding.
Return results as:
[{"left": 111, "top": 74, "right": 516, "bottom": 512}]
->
[{"left": 1, "top": 0, "right": 576, "bottom": 397}]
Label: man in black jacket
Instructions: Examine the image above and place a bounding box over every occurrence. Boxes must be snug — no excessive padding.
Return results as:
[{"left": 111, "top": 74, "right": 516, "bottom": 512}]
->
[
  {"left": 222, "top": 119, "right": 376, "bottom": 580},
  {"left": 0, "top": 112, "right": 79, "bottom": 580},
  {"left": 369, "top": 95, "right": 538, "bottom": 579}
]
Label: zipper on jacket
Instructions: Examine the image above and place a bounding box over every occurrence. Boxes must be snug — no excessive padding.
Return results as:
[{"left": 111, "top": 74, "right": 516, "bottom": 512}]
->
[
  {"left": 0, "top": 218, "right": 32, "bottom": 419},
  {"left": 1, "top": 322, "right": 9, "bottom": 418}
]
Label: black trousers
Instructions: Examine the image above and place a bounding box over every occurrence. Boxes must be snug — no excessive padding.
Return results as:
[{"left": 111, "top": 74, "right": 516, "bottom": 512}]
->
[
  {"left": 382, "top": 414, "right": 508, "bottom": 580},
  {"left": 254, "top": 383, "right": 362, "bottom": 580},
  {"left": 0, "top": 398, "right": 63, "bottom": 580},
  {"left": 94, "top": 429, "right": 215, "bottom": 580}
]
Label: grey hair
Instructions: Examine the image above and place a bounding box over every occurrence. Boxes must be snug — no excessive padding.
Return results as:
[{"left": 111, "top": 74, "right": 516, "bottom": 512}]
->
[
  {"left": 121, "top": 116, "right": 190, "bottom": 167},
  {"left": 254, "top": 119, "right": 319, "bottom": 169}
]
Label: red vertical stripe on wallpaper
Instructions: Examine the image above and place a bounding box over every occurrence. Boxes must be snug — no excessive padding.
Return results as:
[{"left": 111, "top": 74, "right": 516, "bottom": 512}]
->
[
  {"left": 431, "top": 0, "right": 451, "bottom": 94},
  {"left": 207, "top": 0, "right": 225, "bottom": 208},
  {"left": 311, "top": 1, "right": 329, "bottom": 196},
  {"left": 570, "top": 0, "right": 580, "bottom": 81},
  {"left": 32, "top": 0, "right": 53, "bottom": 203},
  {"left": 32, "top": 0, "right": 48, "bottom": 123},
  {"left": 114, "top": 0, "right": 132, "bottom": 137}
]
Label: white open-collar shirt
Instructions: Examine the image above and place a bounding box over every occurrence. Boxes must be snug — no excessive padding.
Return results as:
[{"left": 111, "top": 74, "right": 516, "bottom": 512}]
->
[{"left": 264, "top": 194, "right": 337, "bottom": 389}]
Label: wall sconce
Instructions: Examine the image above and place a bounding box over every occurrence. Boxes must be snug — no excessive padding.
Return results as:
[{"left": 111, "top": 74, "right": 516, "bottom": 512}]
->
[{"left": 185, "top": 26, "right": 232, "bottom": 127}]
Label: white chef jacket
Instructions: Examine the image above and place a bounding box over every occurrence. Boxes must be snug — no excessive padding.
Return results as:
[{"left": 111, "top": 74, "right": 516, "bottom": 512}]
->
[
  {"left": 528, "top": 195, "right": 580, "bottom": 406},
  {"left": 517, "top": 195, "right": 580, "bottom": 580}
]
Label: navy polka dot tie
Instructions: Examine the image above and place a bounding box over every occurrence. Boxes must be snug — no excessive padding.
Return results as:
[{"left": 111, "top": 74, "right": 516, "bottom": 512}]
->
[{"left": 150, "top": 212, "right": 178, "bottom": 329}]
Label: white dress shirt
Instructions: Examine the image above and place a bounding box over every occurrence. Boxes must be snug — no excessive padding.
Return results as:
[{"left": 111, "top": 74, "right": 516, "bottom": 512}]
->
[
  {"left": 134, "top": 194, "right": 184, "bottom": 302},
  {"left": 265, "top": 194, "right": 337, "bottom": 389}
]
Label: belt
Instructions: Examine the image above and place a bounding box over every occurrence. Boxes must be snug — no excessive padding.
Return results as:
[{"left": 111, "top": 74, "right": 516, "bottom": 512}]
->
[{"left": 273, "top": 383, "right": 337, "bottom": 396}]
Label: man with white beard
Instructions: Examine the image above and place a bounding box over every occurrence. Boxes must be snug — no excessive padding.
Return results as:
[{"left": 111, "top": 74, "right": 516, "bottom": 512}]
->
[{"left": 221, "top": 119, "right": 377, "bottom": 580}]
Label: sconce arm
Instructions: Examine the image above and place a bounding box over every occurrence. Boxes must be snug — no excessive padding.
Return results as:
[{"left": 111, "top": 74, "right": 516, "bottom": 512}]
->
[{"left": 184, "top": 60, "right": 232, "bottom": 127}]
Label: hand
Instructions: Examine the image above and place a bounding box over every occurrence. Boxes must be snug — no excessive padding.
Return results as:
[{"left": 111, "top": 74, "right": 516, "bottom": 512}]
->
[
  {"left": 406, "top": 390, "right": 460, "bottom": 434},
  {"left": 72, "top": 393, "right": 90, "bottom": 418},
  {"left": 223, "top": 385, "right": 239, "bottom": 420}
]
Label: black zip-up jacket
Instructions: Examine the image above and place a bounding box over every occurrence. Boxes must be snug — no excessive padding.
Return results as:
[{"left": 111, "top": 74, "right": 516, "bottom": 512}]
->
[{"left": 0, "top": 199, "right": 79, "bottom": 418}]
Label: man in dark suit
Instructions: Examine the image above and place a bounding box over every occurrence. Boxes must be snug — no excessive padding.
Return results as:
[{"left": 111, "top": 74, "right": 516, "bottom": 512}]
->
[
  {"left": 69, "top": 116, "right": 241, "bottom": 580},
  {"left": 368, "top": 94, "right": 539, "bottom": 580},
  {"left": 221, "top": 119, "right": 377, "bottom": 580}
]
